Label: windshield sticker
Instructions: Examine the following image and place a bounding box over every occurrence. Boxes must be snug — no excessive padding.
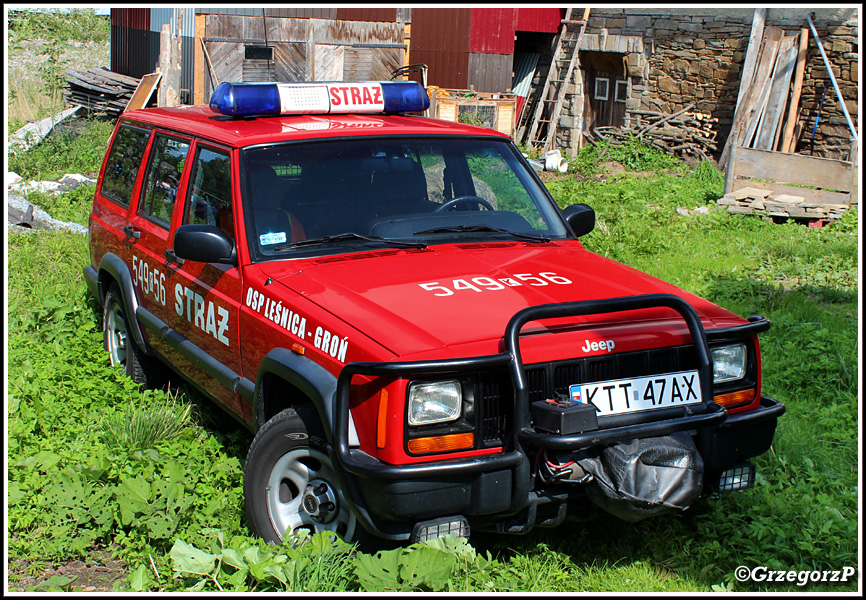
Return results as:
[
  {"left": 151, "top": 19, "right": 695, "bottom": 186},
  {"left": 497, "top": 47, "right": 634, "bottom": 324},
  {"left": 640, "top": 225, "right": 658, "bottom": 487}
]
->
[
  {"left": 418, "top": 272, "right": 573, "bottom": 296},
  {"left": 260, "top": 231, "right": 287, "bottom": 246}
]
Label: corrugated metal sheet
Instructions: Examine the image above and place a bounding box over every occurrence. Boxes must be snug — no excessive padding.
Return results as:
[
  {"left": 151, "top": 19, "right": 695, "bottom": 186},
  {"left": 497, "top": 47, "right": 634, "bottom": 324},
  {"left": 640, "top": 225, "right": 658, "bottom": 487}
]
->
[
  {"left": 111, "top": 8, "right": 149, "bottom": 30},
  {"left": 516, "top": 7, "right": 564, "bottom": 33},
  {"left": 110, "top": 25, "right": 151, "bottom": 81},
  {"left": 467, "top": 53, "right": 513, "bottom": 92},
  {"left": 150, "top": 8, "right": 196, "bottom": 38},
  {"left": 410, "top": 8, "right": 472, "bottom": 89},
  {"left": 469, "top": 8, "right": 517, "bottom": 54},
  {"left": 512, "top": 52, "right": 540, "bottom": 97},
  {"left": 336, "top": 8, "right": 399, "bottom": 23}
]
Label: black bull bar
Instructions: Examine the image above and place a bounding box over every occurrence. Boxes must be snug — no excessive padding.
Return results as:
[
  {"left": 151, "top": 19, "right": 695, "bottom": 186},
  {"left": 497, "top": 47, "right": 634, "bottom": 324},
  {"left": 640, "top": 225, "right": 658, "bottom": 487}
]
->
[{"left": 333, "top": 294, "right": 784, "bottom": 528}]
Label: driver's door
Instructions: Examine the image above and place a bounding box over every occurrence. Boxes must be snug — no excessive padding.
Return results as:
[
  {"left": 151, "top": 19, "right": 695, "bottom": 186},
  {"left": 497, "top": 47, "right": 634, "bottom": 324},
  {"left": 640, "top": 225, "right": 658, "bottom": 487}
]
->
[{"left": 168, "top": 143, "right": 246, "bottom": 418}]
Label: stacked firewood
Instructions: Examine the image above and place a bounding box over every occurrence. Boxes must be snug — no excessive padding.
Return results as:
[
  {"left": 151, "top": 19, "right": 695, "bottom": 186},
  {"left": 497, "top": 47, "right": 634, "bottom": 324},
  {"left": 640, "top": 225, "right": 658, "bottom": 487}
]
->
[
  {"left": 585, "top": 103, "right": 720, "bottom": 161},
  {"left": 64, "top": 67, "right": 141, "bottom": 118}
]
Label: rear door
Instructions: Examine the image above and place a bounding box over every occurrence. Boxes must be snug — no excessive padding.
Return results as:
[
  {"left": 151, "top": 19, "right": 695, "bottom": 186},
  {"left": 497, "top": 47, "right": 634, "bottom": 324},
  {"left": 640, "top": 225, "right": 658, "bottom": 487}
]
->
[{"left": 126, "top": 131, "right": 192, "bottom": 365}]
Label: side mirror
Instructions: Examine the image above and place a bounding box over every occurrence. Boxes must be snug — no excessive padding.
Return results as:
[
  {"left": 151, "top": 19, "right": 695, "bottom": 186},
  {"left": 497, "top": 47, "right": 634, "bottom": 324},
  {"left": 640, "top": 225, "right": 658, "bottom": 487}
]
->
[
  {"left": 562, "top": 203, "right": 595, "bottom": 237},
  {"left": 173, "top": 224, "right": 236, "bottom": 266}
]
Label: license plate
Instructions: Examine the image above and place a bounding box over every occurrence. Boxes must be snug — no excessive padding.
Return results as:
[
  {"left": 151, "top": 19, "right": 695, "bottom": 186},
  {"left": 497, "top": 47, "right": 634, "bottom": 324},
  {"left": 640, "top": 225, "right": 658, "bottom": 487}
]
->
[{"left": 568, "top": 370, "right": 702, "bottom": 416}]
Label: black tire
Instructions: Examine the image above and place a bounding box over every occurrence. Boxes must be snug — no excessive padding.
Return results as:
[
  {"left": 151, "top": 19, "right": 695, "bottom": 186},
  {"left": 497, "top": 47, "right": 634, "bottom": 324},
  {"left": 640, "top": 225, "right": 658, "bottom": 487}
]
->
[
  {"left": 102, "top": 283, "right": 166, "bottom": 389},
  {"left": 244, "top": 405, "right": 358, "bottom": 544}
]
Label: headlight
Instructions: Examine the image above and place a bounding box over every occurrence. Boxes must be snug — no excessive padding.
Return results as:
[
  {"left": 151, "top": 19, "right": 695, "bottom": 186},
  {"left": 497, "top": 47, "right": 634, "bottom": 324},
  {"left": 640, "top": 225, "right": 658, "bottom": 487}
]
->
[
  {"left": 711, "top": 344, "right": 747, "bottom": 383},
  {"left": 408, "top": 380, "right": 462, "bottom": 426}
]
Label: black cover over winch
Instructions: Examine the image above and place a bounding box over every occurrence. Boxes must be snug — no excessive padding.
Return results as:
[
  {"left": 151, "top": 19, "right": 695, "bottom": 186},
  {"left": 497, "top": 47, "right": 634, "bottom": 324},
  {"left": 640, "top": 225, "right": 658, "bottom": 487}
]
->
[{"left": 576, "top": 432, "right": 704, "bottom": 522}]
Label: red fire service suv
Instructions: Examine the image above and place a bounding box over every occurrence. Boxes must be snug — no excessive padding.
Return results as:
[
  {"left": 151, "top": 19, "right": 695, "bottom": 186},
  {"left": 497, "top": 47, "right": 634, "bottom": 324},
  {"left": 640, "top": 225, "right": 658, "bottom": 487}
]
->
[{"left": 85, "top": 80, "right": 785, "bottom": 545}]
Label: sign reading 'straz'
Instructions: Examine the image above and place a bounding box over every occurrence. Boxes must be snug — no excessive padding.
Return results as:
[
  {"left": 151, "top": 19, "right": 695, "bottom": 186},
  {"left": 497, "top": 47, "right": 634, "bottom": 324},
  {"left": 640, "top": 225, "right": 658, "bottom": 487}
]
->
[{"left": 328, "top": 83, "right": 384, "bottom": 112}]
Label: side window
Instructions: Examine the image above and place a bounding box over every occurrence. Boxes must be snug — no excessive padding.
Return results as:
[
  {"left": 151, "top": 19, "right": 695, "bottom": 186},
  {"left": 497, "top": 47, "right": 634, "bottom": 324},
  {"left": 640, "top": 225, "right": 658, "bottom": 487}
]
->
[
  {"left": 101, "top": 125, "right": 150, "bottom": 207},
  {"left": 138, "top": 135, "right": 190, "bottom": 228},
  {"left": 185, "top": 146, "right": 234, "bottom": 239}
]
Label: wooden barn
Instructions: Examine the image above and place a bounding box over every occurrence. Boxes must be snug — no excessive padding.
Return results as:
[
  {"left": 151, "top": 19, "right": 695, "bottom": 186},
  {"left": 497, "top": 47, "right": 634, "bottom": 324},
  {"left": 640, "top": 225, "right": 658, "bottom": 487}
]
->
[{"left": 109, "top": 7, "right": 565, "bottom": 102}]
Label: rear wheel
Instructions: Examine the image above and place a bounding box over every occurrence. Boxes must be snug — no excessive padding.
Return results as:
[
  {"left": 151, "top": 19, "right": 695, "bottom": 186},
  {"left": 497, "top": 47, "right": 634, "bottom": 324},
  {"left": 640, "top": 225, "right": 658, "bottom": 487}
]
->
[
  {"left": 103, "top": 283, "right": 165, "bottom": 389},
  {"left": 244, "top": 406, "right": 357, "bottom": 544}
]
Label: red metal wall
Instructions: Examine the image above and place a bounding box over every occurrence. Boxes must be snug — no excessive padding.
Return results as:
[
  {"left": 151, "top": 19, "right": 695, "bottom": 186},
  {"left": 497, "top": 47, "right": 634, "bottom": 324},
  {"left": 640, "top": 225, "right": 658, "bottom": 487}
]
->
[
  {"left": 516, "top": 7, "right": 564, "bottom": 33},
  {"left": 468, "top": 8, "right": 517, "bottom": 54}
]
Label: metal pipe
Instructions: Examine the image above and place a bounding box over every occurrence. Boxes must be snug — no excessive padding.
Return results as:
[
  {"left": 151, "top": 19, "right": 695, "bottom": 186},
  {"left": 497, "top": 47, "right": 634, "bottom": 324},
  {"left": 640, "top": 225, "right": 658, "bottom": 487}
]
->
[{"left": 806, "top": 12, "right": 858, "bottom": 143}]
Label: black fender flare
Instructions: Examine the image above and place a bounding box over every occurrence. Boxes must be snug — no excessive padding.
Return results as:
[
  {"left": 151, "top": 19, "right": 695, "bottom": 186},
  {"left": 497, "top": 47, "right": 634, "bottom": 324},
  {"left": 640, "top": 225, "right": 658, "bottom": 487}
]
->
[
  {"left": 254, "top": 348, "right": 360, "bottom": 447},
  {"left": 96, "top": 252, "right": 152, "bottom": 355}
]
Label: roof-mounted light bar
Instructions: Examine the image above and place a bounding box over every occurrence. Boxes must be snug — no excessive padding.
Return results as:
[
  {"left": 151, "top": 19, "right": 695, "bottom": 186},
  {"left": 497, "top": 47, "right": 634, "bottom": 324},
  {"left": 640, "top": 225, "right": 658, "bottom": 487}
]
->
[{"left": 209, "top": 81, "right": 430, "bottom": 117}]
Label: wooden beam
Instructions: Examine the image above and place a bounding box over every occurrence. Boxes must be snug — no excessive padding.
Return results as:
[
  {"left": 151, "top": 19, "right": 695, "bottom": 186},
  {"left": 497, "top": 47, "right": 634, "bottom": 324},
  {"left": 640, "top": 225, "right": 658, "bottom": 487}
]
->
[
  {"left": 755, "top": 35, "right": 796, "bottom": 150},
  {"left": 781, "top": 27, "right": 809, "bottom": 153},
  {"left": 125, "top": 72, "right": 162, "bottom": 112},
  {"left": 739, "top": 27, "right": 784, "bottom": 150},
  {"left": 720, "top": 8, "right": 765, "bottom": 170},
  {"left": 194, "top": 13, "right": 205, "bottom": 104}
]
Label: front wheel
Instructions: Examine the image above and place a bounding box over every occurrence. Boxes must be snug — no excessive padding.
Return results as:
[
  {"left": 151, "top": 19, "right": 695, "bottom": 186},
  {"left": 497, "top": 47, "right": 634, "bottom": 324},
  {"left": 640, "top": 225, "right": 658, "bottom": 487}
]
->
[{"left": 244, "top": 406, "right": 357, "bottom": 544}]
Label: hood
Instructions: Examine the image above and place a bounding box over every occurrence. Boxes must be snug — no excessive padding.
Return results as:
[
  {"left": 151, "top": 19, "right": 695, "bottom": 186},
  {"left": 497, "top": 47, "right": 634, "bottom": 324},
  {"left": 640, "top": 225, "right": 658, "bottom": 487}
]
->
[{"left": 262, "top": 242, "right": 744, "bottom": 358}]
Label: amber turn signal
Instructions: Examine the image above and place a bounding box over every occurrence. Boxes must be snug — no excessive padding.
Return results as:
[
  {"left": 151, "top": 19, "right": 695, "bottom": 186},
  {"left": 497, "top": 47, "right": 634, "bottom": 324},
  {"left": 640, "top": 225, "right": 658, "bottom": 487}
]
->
[
  {"left": 408, "top": 432, "right": 474, "bottom": 454},
  {"left": 714, "top": 388, "right": 756, "bottom": 408}
]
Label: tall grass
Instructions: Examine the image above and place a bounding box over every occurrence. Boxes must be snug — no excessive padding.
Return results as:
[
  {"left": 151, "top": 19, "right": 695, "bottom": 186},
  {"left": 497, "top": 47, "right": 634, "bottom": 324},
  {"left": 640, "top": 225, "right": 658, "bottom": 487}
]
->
[{"left": 102, "top": 390, "right": 193, "bottom": 451}]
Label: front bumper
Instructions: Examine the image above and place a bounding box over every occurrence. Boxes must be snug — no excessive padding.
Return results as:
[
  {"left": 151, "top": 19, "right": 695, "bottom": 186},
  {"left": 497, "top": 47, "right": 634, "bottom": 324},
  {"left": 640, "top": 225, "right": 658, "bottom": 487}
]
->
[{"left": 331, "top": 294, "right": 785, "bottom": 540}]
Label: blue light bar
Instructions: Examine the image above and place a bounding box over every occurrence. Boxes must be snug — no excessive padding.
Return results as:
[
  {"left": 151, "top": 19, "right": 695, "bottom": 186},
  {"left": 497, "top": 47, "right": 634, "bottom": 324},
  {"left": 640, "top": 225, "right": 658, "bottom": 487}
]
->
[{"left": 209, "top": 81, "right": 430, "bottom": 117}]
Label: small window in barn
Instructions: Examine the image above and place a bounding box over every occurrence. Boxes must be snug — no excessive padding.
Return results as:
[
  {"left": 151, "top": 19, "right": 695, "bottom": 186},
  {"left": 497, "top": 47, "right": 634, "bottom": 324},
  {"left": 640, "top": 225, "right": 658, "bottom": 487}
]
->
[
  {"left": 245, "top": 45, "right": 273, "bottom": 61},
  {"left": 594, "top": 78, "right": 609, "bottom": 101},
  {"left": 615, "top": 80, "right": 628, "bottom": 103}
]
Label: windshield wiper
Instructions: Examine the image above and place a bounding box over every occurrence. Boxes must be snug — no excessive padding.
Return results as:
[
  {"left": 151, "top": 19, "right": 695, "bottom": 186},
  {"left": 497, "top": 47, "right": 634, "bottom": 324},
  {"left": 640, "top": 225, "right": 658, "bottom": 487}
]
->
[
  {"left": 275, "top": 232, "right": 427, "bottom": 251},
  {"left": 413, "top": 224, "right": 550, "bottom": 243}
]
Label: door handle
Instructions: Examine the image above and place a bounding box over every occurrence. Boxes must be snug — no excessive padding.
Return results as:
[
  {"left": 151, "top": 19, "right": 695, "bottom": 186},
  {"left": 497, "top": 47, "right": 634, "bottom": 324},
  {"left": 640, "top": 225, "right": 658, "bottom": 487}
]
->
[
  {"left": 123, "top": 225, "right": 141, "bottom": 239},
  {"left": 164, "top": 248, "right": 185, "bottom": 265}
]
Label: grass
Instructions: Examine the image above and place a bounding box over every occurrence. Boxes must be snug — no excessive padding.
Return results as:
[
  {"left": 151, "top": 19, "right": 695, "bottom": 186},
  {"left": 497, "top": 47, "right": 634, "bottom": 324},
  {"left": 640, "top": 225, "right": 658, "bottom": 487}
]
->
[
  {"left": 102, "top": 391, "right": 194, "bottom": 452},
  {"left": 5, "top": 119, "right": 860, "bottom": 592}
]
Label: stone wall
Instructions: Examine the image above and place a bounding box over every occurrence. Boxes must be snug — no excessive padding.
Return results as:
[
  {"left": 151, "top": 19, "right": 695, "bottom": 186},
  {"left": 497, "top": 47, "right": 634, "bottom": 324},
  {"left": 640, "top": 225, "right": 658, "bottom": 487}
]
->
[{"left": 563, "top": 8, "right": 858, "bottom": 161}]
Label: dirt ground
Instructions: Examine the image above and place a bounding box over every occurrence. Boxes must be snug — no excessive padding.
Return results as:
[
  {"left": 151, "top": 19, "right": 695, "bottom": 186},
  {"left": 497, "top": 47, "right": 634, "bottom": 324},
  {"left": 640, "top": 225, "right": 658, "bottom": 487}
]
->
[{"left": 7, "top": 547, "right": 129, "bottom": 592}]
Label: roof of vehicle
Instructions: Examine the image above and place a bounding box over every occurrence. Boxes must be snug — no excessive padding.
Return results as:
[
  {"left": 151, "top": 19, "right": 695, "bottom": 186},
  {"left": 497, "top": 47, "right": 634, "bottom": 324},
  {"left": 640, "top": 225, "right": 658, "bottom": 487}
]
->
[{"left": 119, "top": 105, "right": 512, "bottom": 148}]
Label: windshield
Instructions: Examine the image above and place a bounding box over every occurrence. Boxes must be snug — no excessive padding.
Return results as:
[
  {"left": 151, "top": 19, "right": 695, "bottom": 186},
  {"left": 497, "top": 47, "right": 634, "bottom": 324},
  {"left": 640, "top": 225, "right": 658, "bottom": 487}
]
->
[{"left": 241, "top": 136, "right": 570, "bottom": 260}]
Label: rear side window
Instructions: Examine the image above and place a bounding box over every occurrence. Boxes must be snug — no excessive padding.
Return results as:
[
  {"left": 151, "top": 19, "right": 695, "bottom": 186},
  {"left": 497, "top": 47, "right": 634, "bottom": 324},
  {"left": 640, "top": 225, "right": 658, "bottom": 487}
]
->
[
  {"left": 100, "top": 125, "right": 150, "bottom": 207},
  {"left": 138, "top": 135, "right": 191, "bottom": 228}
]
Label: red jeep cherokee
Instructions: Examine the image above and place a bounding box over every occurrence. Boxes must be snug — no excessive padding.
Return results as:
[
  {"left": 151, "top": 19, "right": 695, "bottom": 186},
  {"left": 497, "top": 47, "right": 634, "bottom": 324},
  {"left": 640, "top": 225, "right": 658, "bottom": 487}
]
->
[{"left": 85, "top": 81, "right": 784, "bottom": 544}]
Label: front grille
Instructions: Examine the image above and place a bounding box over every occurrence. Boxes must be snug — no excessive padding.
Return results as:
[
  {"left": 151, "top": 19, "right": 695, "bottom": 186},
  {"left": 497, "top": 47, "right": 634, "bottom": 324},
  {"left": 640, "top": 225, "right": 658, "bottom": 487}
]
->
[{"left": 476, "top": 345, "right": 697, "bottom": 444}]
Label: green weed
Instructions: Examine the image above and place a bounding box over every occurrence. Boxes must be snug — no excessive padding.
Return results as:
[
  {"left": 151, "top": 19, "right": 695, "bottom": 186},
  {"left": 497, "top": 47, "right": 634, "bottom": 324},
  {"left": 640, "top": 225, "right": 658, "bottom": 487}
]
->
[{"left": 102, "top": 390, "right": 194, "bottom": 452}]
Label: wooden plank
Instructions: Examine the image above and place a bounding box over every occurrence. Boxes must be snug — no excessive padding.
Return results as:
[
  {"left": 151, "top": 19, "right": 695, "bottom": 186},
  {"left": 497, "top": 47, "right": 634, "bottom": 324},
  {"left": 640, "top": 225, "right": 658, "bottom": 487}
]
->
[
  {"left": 735, "top": 8, "right": 766, "bottom": 112},
  {"left": 728, "top": 180, "right": 852, "bottom": 206},
  {"left": 740, "top": 27, "right": 784, "bottom": 149},
  {"left": 194, "top": 13, "right": 206, "bottom": 104},
  {"left": 720, "top": 8, "right": 765, "bottom": 169},
  {"left": 730, "top": 146, "right": 854, "bottom": 192},
  {"left": 755, "top": 35, "right": 796, "bottom": 150},
  {"left": 125, "top": 72, "right": 162, "bottom": 112},
  {"left": 781, "top": 28, "right": 809, "bottom": 153}
]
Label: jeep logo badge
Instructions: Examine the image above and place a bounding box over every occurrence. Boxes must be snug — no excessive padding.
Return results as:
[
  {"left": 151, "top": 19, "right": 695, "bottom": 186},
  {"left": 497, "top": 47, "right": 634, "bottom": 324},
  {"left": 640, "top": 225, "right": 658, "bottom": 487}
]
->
[{"left": 581, "top": 339, "right": 615, "bottom": 353}]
